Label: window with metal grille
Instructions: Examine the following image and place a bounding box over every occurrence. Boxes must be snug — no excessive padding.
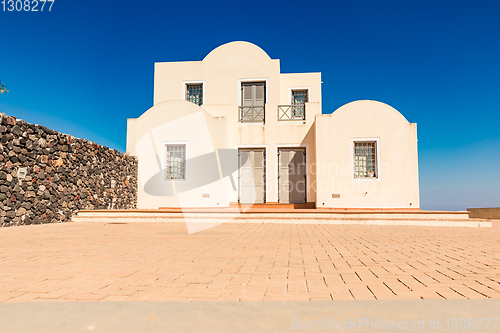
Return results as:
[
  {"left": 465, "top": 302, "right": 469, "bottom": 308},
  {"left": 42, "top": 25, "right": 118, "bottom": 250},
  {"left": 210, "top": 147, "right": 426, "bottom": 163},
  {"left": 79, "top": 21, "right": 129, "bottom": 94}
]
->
[
  {"left": 186, "top": 83, "right": 203, "bottom": 106},
  {"left": 354, "top": 141, "right": 377, "bottom": 178},
  {"left": 292, "top": 90, "right": 308, "bottom": 118},
  {"left": 164, "top": 144, "right": 186, "bottom": 180}
]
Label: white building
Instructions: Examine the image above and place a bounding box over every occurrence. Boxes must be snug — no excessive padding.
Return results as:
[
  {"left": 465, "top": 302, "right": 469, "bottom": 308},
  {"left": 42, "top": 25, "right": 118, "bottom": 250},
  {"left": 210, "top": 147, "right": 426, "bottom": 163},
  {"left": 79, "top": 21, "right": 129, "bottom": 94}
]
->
[{"left": 126, "top": 41, "right": 419, "bottom": 210}]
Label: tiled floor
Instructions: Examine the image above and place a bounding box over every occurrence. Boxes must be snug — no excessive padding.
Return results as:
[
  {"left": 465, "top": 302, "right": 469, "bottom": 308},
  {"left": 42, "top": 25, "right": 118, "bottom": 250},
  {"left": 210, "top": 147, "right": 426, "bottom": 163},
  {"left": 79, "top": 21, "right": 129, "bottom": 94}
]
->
[{"left": 0, "top": 221, "right": 499, "bottom": 302}]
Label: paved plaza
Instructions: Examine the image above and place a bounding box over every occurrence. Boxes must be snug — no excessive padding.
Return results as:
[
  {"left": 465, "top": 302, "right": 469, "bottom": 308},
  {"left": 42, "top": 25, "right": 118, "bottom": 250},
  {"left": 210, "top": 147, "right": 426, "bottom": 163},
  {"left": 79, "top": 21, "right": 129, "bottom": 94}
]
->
[{"left": 0, "top": 221, "right": 499, "bottom": 302}]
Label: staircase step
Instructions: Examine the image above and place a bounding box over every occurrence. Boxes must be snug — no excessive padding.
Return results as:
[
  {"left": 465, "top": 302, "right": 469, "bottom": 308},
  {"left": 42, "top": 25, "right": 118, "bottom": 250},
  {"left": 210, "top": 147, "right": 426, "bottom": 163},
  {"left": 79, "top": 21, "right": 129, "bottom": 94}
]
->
[{"left": 72, "top": 210, "right": 492, "bottom": 228}]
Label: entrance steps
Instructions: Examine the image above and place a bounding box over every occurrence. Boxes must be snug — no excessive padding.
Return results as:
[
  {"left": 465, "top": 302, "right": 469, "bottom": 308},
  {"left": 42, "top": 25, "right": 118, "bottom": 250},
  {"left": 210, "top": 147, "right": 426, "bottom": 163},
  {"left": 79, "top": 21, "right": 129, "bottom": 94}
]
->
[
  {"left": 228, "top": 202, "right": 316, "bottom": 210},
  {"left": 72, "top": 208, "right": 492, "bottom": 227}
]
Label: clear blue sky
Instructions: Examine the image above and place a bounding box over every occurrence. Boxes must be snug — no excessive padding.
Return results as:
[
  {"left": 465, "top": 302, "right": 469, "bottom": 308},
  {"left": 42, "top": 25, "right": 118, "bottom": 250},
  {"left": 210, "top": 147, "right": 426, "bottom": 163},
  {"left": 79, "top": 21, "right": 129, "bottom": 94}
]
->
[{"left": 1, "top": 0, "right": 499, "bottom": 211}]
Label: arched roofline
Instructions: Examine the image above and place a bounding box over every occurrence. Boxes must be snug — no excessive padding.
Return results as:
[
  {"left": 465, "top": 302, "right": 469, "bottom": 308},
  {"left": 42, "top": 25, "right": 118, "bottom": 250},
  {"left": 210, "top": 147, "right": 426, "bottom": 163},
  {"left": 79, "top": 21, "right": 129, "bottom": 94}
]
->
[
  {"left": 332, "top": 100, "right": 411, "bottom": 123},
  {"left": 131, "top": 100, "right": 219, "bottom": 139},
  {"left": 136, "top": 99, "right": 212, "bottom": 121},
  {"left": 202, "top": 41, "right": 272, "bottom": 62}
]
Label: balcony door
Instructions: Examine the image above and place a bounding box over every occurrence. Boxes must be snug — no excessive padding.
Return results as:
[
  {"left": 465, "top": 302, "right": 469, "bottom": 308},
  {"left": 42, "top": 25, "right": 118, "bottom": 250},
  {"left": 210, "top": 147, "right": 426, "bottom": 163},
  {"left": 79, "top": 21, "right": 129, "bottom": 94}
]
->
[{"left": 240, "top": 82, "right": 265, "bottom": 122}]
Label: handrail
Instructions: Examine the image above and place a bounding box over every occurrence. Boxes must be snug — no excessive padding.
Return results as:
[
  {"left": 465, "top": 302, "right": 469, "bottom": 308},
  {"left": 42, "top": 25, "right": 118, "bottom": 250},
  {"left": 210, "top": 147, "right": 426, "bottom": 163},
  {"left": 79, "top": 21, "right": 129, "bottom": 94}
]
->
[
  {"left": 239, "top": 106, "right": 265, "bottom": 123},
  {"left": 278, "top": 105, "right": 306, "bottom": 121}
]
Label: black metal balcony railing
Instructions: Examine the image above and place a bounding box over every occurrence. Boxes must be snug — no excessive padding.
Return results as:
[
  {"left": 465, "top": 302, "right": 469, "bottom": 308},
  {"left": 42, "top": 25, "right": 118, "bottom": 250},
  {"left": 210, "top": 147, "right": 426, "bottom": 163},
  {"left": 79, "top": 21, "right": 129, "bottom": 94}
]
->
[
  {"left": 278, "top": 104, "right": 306, "bottom": 121},
  {"left": 239, "top": 106, "right": 265, "bottom": 123}
]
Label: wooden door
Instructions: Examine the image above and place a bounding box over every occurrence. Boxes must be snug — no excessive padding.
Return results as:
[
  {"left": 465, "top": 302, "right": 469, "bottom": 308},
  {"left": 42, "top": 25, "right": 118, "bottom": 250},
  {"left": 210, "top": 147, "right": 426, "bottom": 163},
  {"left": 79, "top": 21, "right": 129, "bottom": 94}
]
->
[
  {"left": 278, "top": 148, "right": 306, "bottom": 204},
  {"left": 238, "top": 149, "right": 266, "bottom": 203}
]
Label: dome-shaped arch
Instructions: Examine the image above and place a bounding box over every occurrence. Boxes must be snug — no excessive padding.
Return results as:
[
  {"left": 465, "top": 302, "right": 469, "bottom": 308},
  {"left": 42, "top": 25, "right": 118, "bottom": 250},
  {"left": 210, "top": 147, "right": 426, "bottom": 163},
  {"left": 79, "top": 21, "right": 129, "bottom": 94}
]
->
[
  {"left": 202, "top": 41, "right": 272, "bottom": 63},
  {"left": 331, "top": 100, "right": 411, "bottom": 125}
]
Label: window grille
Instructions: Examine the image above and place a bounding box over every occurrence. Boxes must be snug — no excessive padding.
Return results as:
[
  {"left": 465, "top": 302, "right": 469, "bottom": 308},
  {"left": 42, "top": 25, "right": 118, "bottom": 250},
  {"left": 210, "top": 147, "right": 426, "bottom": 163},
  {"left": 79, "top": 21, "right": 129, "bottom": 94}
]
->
[
  {"left": 186, "top": 83, "right": 203, "bottom": 106},
  {"left": 292, "top": 90, "right": 308, "bottom": 118},
  {"left": 164, "top": 144, "right": 186, "bottom": 180},
  {"left": 354, "top": 141, "right": 377, "bottom": 178}
]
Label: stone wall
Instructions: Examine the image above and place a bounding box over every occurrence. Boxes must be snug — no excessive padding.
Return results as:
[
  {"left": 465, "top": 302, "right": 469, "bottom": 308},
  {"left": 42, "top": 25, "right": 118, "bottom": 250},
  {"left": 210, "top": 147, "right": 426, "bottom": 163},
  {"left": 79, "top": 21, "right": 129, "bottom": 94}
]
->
[{"left": 0, "top": 113, "right": 137, "bottom": 227}]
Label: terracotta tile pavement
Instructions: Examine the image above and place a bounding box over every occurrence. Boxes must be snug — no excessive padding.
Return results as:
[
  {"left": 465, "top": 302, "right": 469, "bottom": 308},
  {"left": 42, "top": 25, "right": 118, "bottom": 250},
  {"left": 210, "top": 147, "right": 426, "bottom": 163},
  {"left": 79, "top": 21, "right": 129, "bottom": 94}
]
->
[{"left": 0, "top": 221, "right": 499, "bottom": 302}]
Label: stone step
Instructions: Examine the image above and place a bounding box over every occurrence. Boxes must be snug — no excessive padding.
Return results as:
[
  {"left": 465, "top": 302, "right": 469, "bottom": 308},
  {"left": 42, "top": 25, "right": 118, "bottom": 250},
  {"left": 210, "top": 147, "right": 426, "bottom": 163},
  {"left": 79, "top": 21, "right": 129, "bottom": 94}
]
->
[
  {"left": 228, "top": 202, "right": 316, "bottom": 209},
  {"left": 72, "top": 210, "right": 492, "bottom": 227}
]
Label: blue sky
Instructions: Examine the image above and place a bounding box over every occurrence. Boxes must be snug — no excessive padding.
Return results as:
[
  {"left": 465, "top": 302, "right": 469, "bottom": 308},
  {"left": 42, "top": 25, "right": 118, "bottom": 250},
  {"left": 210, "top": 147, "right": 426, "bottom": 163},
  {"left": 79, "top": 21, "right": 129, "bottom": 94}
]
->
[{"left": 1, "top": 0, "right": 499, "bottom": 210}]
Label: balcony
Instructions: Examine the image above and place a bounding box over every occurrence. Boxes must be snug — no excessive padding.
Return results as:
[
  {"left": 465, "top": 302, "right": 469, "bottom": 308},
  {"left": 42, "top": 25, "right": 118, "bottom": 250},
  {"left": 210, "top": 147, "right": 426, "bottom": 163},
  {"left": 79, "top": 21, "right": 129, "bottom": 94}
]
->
[
  {"left": 278, "top": 104, "right": 306, "bottom": 121},
  {"left": 239, "top": 106, "right": 265, "bottom": 123}
]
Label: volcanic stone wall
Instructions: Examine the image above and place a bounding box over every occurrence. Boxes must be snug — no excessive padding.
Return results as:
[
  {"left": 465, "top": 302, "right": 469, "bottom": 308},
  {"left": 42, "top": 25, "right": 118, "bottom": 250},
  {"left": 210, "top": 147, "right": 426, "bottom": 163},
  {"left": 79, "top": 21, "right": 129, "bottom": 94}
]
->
[{"left": 0, "top": 113, "right": 137, "bottom": 227}]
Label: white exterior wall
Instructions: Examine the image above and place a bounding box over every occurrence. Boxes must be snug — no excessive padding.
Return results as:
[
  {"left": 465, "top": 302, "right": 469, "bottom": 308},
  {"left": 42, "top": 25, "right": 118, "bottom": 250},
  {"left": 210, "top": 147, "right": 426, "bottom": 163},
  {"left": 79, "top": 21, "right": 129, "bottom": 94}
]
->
[
  {"left": 127, "top": 41, "right": 420, "bottom": 209},
  {"left": 127, "top": 101, "right": 229, "bottom": 209},
  {"left": 128, "top": 41, "right": 322, "bottom": 208},
  {"left": 315, "top": 100, "right": 420, "bottom": 209}
]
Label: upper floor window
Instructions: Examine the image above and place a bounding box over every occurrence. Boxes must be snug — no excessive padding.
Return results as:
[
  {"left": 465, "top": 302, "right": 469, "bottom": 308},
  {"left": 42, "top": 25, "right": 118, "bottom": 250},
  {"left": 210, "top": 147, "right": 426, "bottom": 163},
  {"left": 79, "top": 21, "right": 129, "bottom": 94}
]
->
[
  {"left": 240, "top": 81, "right": 265, "bottom": 123},
  {"left": 354, "top": 141, "right": 377, "bottom": 178},
  {"left": 186, "top": 83, "right": 203, "bottom": 106},
  {"left": 164, "top": 144, "right": 186, "bottom": 180},
  {"left": 278, "top": 89, "right": 308, "bottom": 121},
  {"left": 291, "top": 90, "right": 308, "bottom": 119}
]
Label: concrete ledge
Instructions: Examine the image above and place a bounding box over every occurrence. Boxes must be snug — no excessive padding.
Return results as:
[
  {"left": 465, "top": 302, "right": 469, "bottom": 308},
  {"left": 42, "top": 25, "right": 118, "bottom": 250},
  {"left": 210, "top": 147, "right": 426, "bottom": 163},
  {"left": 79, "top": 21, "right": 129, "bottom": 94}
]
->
[
  {"left": 468, "top": 207, "right": 500, "bottom": 219},
  {"left": 78, "top": 208, "right": 471, "bottom": 215},
  {"left": 74, "top": 210, "right": 491, "bottom": 227}
]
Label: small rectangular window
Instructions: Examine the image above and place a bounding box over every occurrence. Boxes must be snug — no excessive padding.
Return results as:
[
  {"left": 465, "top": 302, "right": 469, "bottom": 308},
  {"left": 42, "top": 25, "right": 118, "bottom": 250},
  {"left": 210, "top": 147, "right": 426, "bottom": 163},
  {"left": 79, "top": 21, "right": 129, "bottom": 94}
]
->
[
  {"left": 186, "top": 83, "right": 203, "bottom": 106},
  {"left": 164, "top": 144, "right": 186, "bottom": 180},
  {"left": 354, "top": 141, "right": 377, "bottom": 178},
  {"left": 291, "top": 90, "right": 308, "bottom": 118}
]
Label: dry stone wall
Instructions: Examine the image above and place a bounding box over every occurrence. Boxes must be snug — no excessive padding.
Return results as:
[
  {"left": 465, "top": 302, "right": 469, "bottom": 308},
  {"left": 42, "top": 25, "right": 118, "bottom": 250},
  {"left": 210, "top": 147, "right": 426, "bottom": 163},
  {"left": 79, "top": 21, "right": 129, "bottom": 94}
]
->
[{"left": 0, "top": 113, "right": 137, "bottom": 227}]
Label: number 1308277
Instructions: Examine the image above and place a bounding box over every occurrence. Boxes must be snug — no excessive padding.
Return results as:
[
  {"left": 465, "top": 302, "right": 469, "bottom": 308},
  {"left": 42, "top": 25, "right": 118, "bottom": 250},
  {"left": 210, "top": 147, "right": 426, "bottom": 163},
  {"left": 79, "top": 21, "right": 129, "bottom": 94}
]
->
[{"left": 2, "top": 0, "right": 54, "bottom": 11}]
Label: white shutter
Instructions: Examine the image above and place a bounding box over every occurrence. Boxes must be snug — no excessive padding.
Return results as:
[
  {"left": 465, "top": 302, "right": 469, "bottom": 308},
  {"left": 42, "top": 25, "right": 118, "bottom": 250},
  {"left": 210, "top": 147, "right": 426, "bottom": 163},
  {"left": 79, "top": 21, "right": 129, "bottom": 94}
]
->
[
  {"left": 238, "top": 150, "right": 252, "bottom": 203},
  {"left": 254, "top": 83, "right": 265, "bottom": 107},
  {"left": 252, "top": 149, "right": 265, "bottom": 203},
  {"left": 242, "top": 84, "right": 253, "bottom": 107},
  {"left": 238, "top": 149, "right": 266, "bottom": 204},
  {"left": 278, "top": 149, "right": 291, "bottom": 203}
]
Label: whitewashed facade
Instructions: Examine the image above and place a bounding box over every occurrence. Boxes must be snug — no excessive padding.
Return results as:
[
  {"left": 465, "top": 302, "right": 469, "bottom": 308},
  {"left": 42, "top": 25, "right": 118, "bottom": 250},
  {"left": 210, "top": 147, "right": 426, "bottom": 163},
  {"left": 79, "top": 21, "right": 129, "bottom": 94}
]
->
[{"left": 126, "top": 42, "right": 420, "bottom": 209}]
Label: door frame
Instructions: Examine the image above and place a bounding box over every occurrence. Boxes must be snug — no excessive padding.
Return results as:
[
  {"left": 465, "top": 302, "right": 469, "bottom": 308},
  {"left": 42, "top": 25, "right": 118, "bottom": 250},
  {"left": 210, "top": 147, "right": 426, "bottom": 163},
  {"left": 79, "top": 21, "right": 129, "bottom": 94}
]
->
[
  {"left": 236, "top": 145, "right": 268, "bottom": 204},
  {"left": 274, "top": 144, "right": 310, "bottom": 203}
]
